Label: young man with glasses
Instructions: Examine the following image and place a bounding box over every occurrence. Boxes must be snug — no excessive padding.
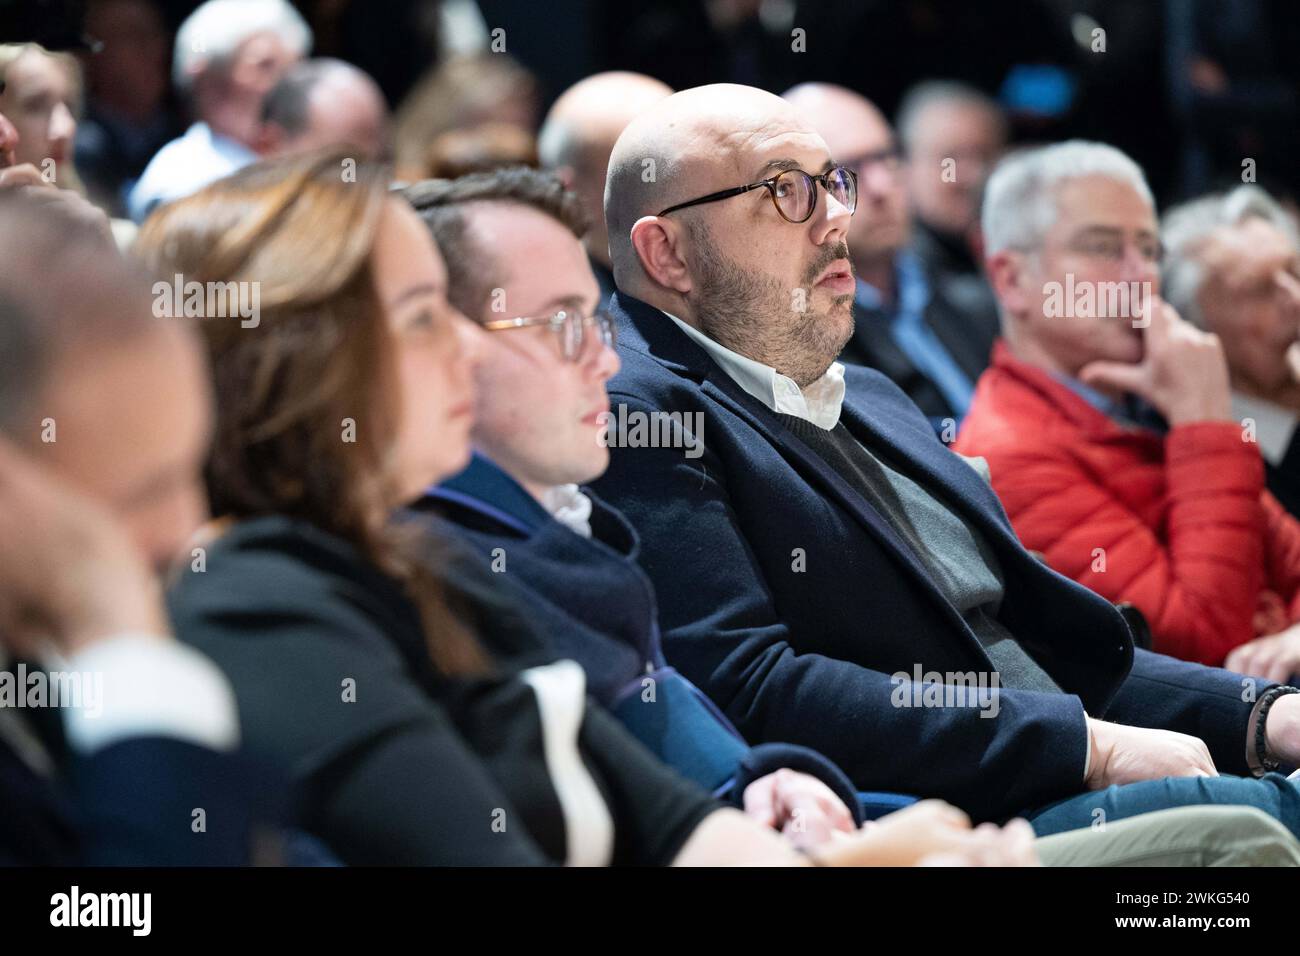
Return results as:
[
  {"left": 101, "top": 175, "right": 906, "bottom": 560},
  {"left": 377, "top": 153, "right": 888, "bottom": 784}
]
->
[{"left": 401, "top": 167, "right": 885, "bottom": 848}]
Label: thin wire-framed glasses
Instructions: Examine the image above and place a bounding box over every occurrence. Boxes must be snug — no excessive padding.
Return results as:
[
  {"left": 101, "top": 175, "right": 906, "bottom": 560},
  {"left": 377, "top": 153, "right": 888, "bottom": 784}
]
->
[{"left": 481, "top": 308, "right": 616, "bottom": 361}]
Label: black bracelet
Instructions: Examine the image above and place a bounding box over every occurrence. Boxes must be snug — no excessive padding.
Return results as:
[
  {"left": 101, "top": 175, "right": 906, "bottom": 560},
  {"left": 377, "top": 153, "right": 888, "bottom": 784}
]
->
[{"left": 1255, "top": 685, "right": 1300, "bottom": 774}]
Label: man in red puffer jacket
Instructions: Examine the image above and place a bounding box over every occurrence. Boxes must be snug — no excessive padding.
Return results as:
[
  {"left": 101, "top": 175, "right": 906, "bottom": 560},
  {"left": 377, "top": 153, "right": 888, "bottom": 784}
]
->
[{"left": 955, "top": 140, "right": 1300, "bottom": 681}]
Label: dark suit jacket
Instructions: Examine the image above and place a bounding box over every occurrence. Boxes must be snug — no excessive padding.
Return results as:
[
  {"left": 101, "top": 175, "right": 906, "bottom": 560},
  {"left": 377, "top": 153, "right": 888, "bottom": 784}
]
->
[
  {"left": 591, "top": 291, "right": 1262, "bottom": 822},
  {"left": 840, "top": 301, "right": 954, "bottom": 423},
  {"left": 413, "top": 454, "right": 864, "bottom": 820},
  {"left": 908, "top": 223, "right": 1002, "bottom": 367},
  {"left": 0, "top": 699, "right": 273, "bottom": 865},
  {"left": 1267, "top": 433, "right": 1300, "bottom": 518},
  {"left": 590, "top": 255, "right": 618, "bottom": 313},
  {"left": 839, "top": 251, "right": 998, "bottom": 426}
]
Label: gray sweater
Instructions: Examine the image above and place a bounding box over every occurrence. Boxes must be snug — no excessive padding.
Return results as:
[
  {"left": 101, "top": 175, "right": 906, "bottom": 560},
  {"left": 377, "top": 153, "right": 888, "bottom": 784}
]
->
[{"left": 778, "top": 413, "right": 1061, "bottom": 693}]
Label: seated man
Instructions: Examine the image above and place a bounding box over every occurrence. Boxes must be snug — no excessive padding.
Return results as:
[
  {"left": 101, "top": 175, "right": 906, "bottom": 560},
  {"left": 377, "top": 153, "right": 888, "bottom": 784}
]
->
[
  {"left": 0, "top": 192, "right": 277, "bottom": 864},
  {"left": 537, "top": 71, "right": 674, "bottom": 310},
  {"left": 406, "top": 165, "right": 1300, "bottom": 866},
  {"left": 128, "top": 0, "right": 309, "bottom": 221},
  {"left": 589, "top": 83, "right": 1300, "bottom": 838},
  {"left": 955, "top": 143, "right": 1300, "bottom": 678},
  {"left": 255, "top": 58, "right": 389, "bottom": 161},
  {"left": 895, "top": 80, "right": 1007, "bottom": 296},
  {"left": 1163, "top": 187, "right": 1300, "bottom": 517}
]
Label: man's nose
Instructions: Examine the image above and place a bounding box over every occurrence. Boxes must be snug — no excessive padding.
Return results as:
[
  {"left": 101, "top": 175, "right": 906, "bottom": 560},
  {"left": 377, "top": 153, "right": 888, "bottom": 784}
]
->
[
  {"left": 0, "top": 112, "right": 18, "bottom": 166},
  {"left": 1274, "top": 270, "right": 1300, "bottom": 325},
  {"left": 584, "top": 338, "right": 621, "bottom": 382},
  {"left": 1121, "top": 246, "right": 1158, "bottom": 284},
  {"left": 144, "top": 486, "right": 209, "bottom": 577},
  {"left": 49, "top": 103, "right": 76, "bottom": 142},
  {"left": 813, "top": 188, "right": 852, "bottom": 245},
  {"left": 453, "top": 313, "right": 485, "bottom": 371}
]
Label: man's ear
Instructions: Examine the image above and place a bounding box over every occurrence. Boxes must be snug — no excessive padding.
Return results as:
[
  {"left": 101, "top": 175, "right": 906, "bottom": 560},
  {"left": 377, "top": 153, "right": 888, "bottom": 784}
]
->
[
  {"left": 629, "top": 215, "right": 692, "bottom": 294},
  {"left": 986, "top": 249, "right": 1032, "bottom": 318}
]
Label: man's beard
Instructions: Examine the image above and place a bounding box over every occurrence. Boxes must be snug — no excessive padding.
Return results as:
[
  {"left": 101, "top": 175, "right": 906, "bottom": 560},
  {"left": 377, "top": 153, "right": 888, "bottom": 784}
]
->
[{"left": 688, "top": 224, "right": 854, "bottom": 387}]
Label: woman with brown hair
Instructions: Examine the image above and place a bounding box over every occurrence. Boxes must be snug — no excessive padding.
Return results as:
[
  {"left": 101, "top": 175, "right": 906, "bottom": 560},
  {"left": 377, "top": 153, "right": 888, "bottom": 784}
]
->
[{"left": 137, "top": 149, "right": 1040, "bottom": 866}]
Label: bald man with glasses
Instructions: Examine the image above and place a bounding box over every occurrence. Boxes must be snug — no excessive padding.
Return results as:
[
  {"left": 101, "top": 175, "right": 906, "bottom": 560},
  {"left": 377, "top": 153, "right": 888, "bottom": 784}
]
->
[{"left": 592, "top": 83, "right": 1300, "bottom": 845}]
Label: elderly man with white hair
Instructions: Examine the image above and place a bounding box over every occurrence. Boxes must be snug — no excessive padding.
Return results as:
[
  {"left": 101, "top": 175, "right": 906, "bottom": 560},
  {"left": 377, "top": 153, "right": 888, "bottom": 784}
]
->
[
  {"left": 955, "top": 141, "right": 1300, "bottom": 682},
  {"left": 127, "top": 0, "right": 311, "bottom": 221},
  {"left": 1163, "top": 186, "right": 1300, "bottom": 519}
]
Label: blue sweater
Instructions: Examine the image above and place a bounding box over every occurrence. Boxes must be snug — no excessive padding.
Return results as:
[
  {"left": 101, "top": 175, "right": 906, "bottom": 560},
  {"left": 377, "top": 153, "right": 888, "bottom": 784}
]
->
[{"left": 413, "top": 455, "right": 867, "bottom": 821}]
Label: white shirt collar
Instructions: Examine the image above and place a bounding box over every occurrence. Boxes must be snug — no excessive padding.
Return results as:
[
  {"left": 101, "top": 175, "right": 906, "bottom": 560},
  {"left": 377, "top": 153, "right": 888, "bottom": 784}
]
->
[
  {"left": 662, "top": 311, "right": 846, "bottom": 430},
  {"left": 1231, "top": 391, "right": 1299, "bottom": 465},
  {"left": 539, "top": 483, "right": 593, "bottom": 538}
]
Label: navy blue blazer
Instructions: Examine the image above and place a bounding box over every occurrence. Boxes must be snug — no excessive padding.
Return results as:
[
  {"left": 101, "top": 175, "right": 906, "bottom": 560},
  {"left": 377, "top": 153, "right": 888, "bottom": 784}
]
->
[
  {"left": 590, "top": 292, "right": 1265, "bottom": 822},
  {"left": 413, "top": 454, "right": 866, "bottom": 821},
  {"left": 0, "top": 703, "right": 278, "bottom": 865}
]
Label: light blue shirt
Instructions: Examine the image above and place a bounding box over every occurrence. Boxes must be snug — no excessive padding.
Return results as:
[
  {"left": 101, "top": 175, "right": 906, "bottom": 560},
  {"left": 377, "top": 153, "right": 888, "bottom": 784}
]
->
[
  {"left": 128, "top": 122, "right": 257, "bottom": 222},
  {"left": 856, "top": 251, "right": 975, "bottom": 418},
  {"left": 1052, "top": 374, "right": 1167, "bottom": 434}
]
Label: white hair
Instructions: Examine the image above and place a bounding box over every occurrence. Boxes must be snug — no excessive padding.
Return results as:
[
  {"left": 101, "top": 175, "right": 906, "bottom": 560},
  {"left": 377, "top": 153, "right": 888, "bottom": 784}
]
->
[
  {"left": 173, "top": 0, "right": 312, "bottom": 93},
  {"left": 1162, "top": 185, "right": 1299, "bottom": 328},
  {"left": 980, "top": 140, "right": 1154, "bottom": 257}
]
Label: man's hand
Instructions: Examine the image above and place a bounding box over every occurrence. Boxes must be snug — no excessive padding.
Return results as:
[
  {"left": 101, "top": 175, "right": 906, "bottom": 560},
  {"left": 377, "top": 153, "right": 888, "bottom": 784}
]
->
[
  {"left": 0, "top": 438, "right": 169, "bottom": 657},
  {"left": 1079, "top": 296, "right": 1233, "bottom": 425},
  {"left": 0, "top": 164, "right": 114, "bottom": 244},
  {"left": 742, "top": 768, "right": 856, "bottom": 849},
  {"left": 1085, "top": 716, "right": 1218, "bottom": 789},
  {"left": 916, "top": 819, "right": 1041, "bottom": 867},
  {"left": 0, "top": 164, "right": 46, "bottom": 188},
  {"left": 1226, "top": 627, "right": 1300, "bottom": 685},
  {"left": 812, "top": 799, "right": 1040, "bottom": 867}
]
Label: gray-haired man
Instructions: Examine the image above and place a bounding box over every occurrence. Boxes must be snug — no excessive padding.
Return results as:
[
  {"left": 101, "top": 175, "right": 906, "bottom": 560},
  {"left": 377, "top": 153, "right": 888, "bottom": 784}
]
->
[{"left": 1163, "top": 185, "right": 1300, "bottom": 518}]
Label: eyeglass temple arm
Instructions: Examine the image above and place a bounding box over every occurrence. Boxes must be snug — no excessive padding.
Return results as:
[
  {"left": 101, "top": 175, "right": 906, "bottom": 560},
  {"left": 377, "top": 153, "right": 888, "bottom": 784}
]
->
[
  {"left": 481, "top": 315, "right": 564, "bottom": 331},
  {"left": 656, "top": 182, "right": 769, "bottom": 217}
]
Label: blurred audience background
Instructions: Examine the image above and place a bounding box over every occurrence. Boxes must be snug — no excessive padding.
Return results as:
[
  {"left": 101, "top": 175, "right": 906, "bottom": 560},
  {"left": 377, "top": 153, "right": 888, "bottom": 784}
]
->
[
  {"left": 7, "top": 0, "right": 1300, "bottom": 219},
  {"left": 6, "top": 0, "right": 1300, "bottom": 870}
]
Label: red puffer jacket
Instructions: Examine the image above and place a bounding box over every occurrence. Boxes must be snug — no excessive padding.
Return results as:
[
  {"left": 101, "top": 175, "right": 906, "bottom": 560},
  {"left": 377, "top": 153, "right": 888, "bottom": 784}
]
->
[{"left": 954, "top": 341, "right": 1300, "bottom": 666}]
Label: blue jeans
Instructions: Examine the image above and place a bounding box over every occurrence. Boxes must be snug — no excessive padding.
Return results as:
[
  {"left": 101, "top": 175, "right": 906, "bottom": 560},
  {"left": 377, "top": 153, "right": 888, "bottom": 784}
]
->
[{"left": 1026, "top": 773, "right": 1300, "bottom": 839}]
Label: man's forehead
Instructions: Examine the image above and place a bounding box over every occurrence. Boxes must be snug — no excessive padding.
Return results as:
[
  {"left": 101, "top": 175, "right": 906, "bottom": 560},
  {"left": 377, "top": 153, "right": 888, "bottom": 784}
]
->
[
  {"left": 1053, "top": 177, "right": 1156, "bottom": 231},
  {"left": 827, "top": 113, "right": 892, "bottom": 156},
  {"left": 468, "top": 199, "right": 572, "bottom": 247},
  {"left": 1232, "top": 216, "right": 1293, "bottom": 252},
  {"left": 710, "top": 123, "right": 831, "bottom": 179},
  {"left": 467, "top": 201, "right": 596, "bottom": 295},
  {"left": 1207, "top": 219, "right": 1295, "bottom": 269}
]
